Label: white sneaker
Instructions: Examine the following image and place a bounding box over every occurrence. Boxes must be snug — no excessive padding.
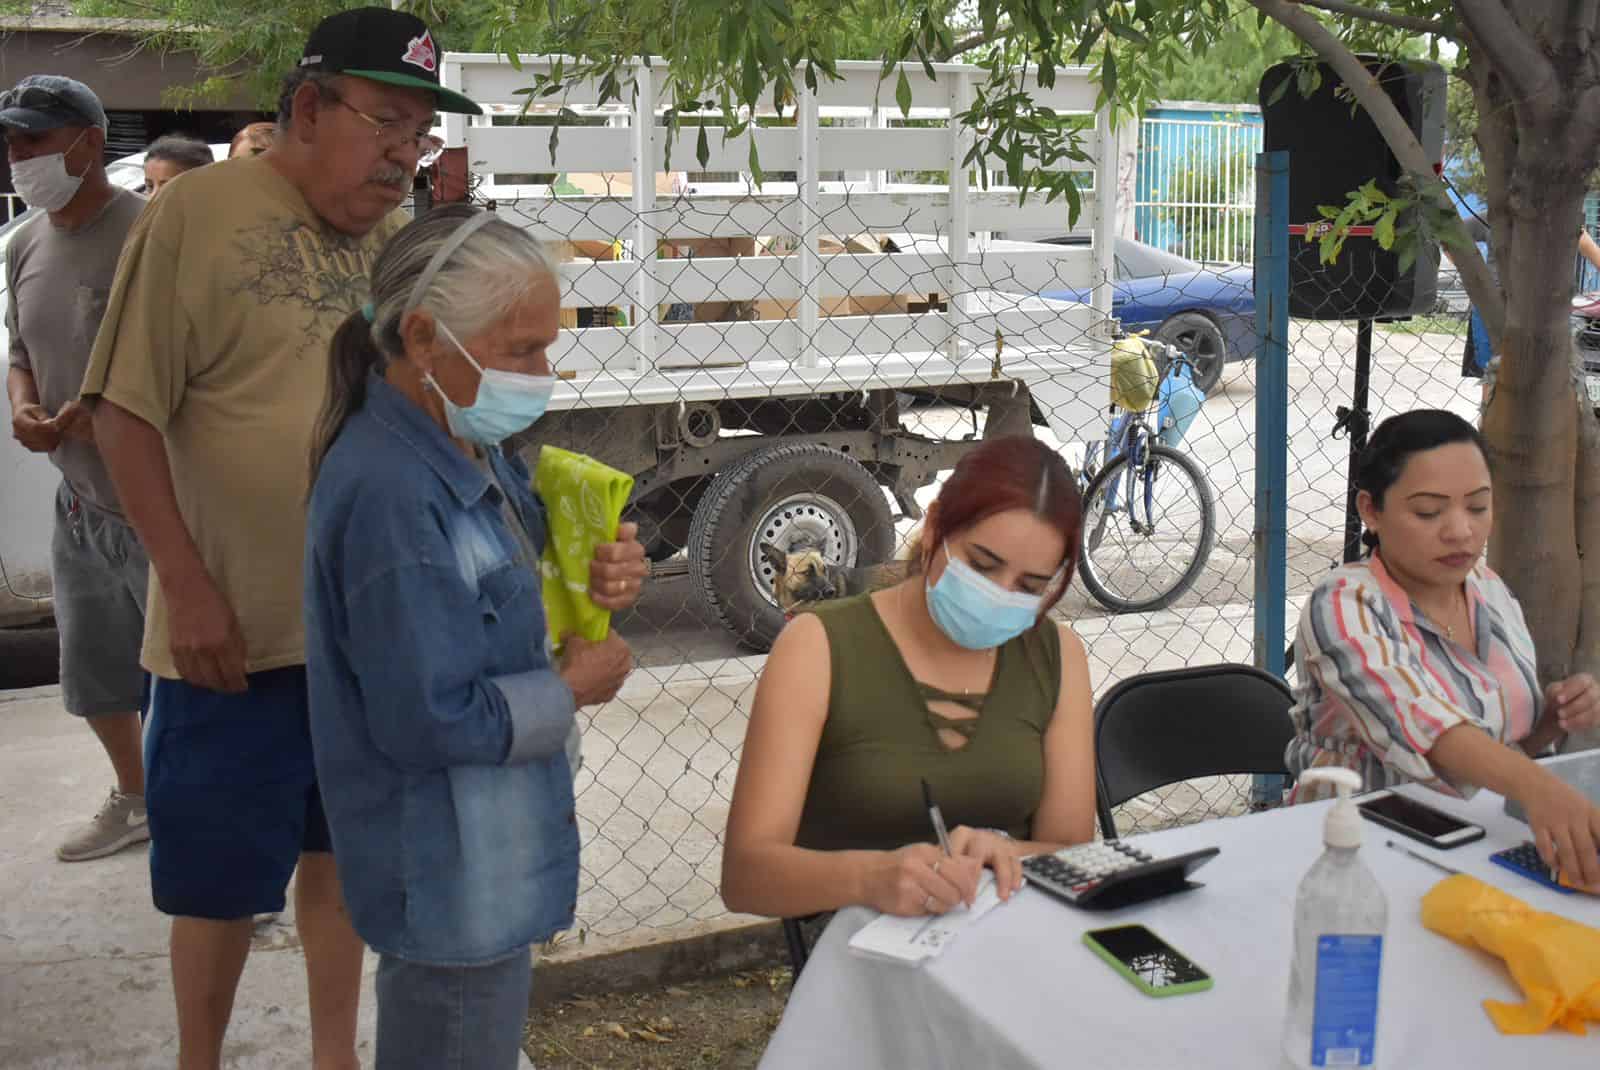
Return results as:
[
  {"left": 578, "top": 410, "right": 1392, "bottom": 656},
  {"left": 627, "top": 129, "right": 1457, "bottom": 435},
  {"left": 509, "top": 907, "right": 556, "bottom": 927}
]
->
[{"left": 56, "top": 788, "right": 150, "bottom": 862}]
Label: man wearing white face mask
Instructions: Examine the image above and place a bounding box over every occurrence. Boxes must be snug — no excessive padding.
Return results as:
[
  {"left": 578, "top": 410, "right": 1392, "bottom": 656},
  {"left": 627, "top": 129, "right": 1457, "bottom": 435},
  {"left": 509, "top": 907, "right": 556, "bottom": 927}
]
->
[{"left": 3, "top": 75, "right": 152, "bottom": 863}]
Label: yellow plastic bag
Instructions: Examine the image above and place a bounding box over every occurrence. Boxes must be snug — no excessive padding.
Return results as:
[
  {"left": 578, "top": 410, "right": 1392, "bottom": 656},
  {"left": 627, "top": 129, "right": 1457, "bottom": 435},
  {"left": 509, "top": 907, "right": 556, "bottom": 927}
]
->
[
  {"left": 1110, "top": 335, "right": 1159, "bottom": 411},
  {"left": 1420, "top": 874, "right": 1600, "bottom": 1034},
  {"left": 534, "top": 446, "right": 634, "bottom": 653}
]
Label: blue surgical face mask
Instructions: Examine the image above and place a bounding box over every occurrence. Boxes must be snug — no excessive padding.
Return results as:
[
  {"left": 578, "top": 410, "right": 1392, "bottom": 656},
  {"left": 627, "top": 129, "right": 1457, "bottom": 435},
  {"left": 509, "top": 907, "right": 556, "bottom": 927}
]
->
[
  {"left": 926, "top": 544, "right": 1050, "bottom": 650},
  {"left": 428, "top": 321, "right": 554, "bottom": 447}
]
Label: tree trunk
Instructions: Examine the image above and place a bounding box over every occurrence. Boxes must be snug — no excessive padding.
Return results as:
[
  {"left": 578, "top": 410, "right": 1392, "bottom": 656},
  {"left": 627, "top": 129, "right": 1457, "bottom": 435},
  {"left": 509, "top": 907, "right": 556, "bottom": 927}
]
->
[
  {"left": 1480, "top": 110, "right": 1587, "bottom": 687},
  {"left": 1571, "top": 389, "right": 1600, "bottom": 750},
  {"left": 1469, "top": 2, "right": 1600, "bottom": 744}
]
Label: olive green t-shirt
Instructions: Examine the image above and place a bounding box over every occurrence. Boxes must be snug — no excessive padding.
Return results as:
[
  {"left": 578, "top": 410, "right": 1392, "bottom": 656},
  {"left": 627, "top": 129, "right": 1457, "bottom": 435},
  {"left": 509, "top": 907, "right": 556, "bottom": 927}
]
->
[
  {"left": 794, "top": 593, "right": 1063, "bottom": 852},
  {"left": 81, "top": 156, "right": 406, "bottom": 679}
]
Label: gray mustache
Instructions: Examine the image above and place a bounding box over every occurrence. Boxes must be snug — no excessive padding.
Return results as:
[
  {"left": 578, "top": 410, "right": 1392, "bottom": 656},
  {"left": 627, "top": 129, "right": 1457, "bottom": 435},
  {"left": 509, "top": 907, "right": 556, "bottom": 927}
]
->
[{"left": 371, "top": 167, "right": 410, "bottom": 190}]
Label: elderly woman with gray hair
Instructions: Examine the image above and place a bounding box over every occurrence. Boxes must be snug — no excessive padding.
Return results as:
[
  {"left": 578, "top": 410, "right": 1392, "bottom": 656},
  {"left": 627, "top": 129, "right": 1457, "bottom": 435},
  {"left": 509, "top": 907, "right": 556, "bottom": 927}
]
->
[{"left": 303, "top": 204, "right": 646, "bottom": 1068}]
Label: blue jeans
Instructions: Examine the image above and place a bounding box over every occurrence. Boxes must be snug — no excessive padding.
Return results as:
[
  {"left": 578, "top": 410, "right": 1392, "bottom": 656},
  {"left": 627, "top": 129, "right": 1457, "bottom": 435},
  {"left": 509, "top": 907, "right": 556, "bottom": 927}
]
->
[{"left": 375, "top": 949, "right": 532, "bottom": 1069}]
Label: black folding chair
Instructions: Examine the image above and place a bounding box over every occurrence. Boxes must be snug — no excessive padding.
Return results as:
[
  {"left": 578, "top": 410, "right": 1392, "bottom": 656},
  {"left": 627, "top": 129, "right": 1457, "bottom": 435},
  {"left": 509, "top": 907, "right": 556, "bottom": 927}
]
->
[
  {"left": 782, "top": 915, "right": 815, "bottom": 975},
  {"left": 783, "top": 911, "right": 838, "bottom": 975},
  {"left": 1094, "top": 663, "right": 1295, "bottom": 839}
]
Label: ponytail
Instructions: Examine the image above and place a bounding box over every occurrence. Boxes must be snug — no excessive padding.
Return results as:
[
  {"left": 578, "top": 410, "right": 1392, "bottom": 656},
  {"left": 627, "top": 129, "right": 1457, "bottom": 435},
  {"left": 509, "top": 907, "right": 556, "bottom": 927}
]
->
[
  {"left": 307, "top": 309, "right": 387, "bottom": 495},
  {"left": 304, "top": 205, "right": 558, "bottom": 498}
]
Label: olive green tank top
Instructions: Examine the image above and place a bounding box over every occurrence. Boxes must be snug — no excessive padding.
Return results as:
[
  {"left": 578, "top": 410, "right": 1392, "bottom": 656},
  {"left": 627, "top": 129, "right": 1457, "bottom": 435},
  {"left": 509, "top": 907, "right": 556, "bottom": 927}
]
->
[{"left": 793, "top": 593, "right": 1062, "bottom": 852}]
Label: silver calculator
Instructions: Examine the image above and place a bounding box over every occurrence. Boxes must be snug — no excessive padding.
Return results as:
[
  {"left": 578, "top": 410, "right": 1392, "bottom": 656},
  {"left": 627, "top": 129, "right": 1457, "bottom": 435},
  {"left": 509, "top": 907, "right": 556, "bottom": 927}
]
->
[{"left": 1022, "top": 841, "right": 1221, "bottom": 910}]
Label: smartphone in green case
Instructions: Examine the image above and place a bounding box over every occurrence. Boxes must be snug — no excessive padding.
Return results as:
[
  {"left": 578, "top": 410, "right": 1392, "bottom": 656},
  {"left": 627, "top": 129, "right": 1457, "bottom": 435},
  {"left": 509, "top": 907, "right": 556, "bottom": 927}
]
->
[{"left": 1082, "top": 924, "right": 1214, "bottom": 998}]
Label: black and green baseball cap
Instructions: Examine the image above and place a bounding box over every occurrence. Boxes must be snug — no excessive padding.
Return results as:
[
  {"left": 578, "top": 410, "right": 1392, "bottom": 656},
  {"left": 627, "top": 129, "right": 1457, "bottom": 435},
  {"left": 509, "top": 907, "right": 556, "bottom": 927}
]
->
[{"left": 299, "top": 6, "right": 482, "bottom": 116}]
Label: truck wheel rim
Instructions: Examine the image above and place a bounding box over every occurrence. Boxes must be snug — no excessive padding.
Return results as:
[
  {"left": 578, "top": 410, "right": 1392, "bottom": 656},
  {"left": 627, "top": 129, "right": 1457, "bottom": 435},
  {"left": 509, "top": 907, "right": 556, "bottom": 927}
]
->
[{"left": 748, "top": 493, "right": 860, "bottom": 608}]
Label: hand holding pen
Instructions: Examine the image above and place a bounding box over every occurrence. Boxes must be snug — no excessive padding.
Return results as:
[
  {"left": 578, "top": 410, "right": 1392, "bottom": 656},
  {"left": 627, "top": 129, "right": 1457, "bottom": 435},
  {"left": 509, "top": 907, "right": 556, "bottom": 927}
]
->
[
  {"left": 853, "top": 778, "right": 972, "bottom": 917},
  {"left": 856, "top": 780, "right": 981, "bottom": 917},
  {"left": 924, "top": 777, "right": 1028, "bottom": 902}
]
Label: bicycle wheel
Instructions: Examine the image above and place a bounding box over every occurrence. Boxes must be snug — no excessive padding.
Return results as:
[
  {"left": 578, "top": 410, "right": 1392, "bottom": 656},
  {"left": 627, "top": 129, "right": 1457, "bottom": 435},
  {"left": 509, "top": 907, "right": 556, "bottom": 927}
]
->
[
  {"left": 1081, "top": 423, "right": 1133, "bottom": 556},
  {"left": 1078, "top": 443, "right": 1216, "bottom": 613},
  {"left": 1078, "top": 439, "right": 1103, "bottom": 488}
]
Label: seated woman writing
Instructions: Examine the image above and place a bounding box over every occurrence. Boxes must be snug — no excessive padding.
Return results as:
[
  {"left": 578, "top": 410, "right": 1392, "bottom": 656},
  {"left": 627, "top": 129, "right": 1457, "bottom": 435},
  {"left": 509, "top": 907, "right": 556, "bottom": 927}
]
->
[
  {"left": 1287, "top": 408, "right": 1600, "bottom": 891},
  {"left": 722, "top": 435, "right": 1096, "bottom": 919}
]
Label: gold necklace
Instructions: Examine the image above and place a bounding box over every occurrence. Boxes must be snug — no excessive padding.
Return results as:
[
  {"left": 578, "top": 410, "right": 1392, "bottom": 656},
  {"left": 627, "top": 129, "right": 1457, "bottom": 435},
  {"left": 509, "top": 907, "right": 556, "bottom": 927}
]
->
[
  {"left": 1443, "top": 588, "right": 1468, "bottom": 641},
  {"left": 1414, "top": 586, "right": 1468, "bottom": 641}
]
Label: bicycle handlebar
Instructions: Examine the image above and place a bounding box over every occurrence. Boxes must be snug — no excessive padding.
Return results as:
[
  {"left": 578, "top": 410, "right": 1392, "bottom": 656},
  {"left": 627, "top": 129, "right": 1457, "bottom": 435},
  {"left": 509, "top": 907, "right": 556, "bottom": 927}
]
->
[{"left": 1150, "top": 338, "right": 1193, "bottom": 373}]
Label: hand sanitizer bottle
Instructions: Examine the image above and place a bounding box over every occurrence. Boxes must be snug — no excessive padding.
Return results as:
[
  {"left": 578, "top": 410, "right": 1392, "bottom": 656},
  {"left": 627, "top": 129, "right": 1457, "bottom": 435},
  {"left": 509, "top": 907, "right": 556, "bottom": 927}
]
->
[{"left": 1282, "top": 768, "right": 1387, "bottom": 1069}]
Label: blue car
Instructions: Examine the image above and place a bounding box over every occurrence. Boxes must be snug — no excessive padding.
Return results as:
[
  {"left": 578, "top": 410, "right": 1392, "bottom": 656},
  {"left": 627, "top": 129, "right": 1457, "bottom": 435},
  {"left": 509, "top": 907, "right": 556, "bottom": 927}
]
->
[{"left": 1041, "top": 237, "right": 1254, "bottom": 394}]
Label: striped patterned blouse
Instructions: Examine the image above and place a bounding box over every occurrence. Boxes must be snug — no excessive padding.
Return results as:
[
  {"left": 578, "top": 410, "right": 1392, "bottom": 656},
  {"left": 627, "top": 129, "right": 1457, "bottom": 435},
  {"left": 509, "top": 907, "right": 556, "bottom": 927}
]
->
[{"left": 1285, "top": 555, "right": 1541, "bottom": 804}]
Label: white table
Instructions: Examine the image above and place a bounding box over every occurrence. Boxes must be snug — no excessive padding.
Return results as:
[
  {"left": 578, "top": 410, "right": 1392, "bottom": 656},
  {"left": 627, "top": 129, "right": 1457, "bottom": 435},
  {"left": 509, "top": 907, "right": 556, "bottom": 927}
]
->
[{"left": 760, "top": 786, "right": 1600, "bottom": 1069}]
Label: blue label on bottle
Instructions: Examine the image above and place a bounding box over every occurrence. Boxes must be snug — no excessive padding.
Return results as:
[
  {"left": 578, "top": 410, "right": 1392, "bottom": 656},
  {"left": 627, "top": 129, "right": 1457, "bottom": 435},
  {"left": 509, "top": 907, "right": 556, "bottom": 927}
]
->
[{"left": 1310, "top": 934, "right": 1381, "bottom": 1067}]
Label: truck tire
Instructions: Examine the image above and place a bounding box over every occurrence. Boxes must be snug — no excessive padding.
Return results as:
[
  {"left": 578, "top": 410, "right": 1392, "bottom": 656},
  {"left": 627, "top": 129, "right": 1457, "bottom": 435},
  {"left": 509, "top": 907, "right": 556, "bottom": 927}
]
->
[{"left": 688, "top": 444, "right": 894, "bottom": 651}]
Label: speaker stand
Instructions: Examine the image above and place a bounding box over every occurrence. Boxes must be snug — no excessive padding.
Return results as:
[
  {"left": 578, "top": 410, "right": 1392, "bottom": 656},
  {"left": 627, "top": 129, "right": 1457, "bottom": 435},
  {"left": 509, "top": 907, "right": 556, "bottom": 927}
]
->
[{"left": 1337, "top": 318, "right": 1374, "bottom": 563}]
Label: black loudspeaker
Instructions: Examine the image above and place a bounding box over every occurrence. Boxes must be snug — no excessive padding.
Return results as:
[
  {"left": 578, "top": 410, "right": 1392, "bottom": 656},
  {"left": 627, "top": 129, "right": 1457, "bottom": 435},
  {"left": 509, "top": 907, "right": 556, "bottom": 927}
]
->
[{"left": 1259, "top": 58, "right": 1446, "bottom": 320}]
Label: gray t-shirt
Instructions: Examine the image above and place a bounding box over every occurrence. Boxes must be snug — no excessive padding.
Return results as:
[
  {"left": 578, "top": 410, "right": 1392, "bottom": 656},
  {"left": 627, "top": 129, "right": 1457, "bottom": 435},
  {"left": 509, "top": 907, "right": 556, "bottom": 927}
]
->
[{"left": 5, "top": 188, "right": 146, "bottom": 515}]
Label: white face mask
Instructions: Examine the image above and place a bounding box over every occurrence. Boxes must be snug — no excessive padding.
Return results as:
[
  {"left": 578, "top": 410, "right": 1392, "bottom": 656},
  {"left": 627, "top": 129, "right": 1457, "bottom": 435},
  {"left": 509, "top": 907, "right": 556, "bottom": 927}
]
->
[{"left": 11, "top": 129, "right": 88, "bottom": 213}]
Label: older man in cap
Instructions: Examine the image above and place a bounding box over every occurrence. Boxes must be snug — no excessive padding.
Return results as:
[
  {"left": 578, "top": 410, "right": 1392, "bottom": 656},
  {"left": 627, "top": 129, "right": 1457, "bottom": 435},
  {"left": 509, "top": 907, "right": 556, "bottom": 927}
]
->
[
  {"left": 3, "top": 75, "right": 152, "bottom": 863},
  {"left": 80, "top": 9, "right": 481, "bottom": 1068}
]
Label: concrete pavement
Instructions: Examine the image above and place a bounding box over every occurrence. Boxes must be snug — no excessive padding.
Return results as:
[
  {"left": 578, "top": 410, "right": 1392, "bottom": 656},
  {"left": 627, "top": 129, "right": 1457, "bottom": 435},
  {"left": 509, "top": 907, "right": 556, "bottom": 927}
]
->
[{"left": 0, "top": 685, "right": 544, "bottom": 1070}]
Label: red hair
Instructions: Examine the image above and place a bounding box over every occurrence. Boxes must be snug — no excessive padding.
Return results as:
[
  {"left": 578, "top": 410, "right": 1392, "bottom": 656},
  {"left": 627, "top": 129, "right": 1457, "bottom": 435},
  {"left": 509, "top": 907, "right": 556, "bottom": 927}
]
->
[{"left": 918, "top": 435, "right": 1083, "bottom": 611}]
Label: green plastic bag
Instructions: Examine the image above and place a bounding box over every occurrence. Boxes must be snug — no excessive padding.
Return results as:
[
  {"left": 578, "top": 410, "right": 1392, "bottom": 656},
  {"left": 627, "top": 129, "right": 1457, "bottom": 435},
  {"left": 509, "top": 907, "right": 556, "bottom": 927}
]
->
[{"left": 534, "top": 446, "right": 635, "bottom": 652}]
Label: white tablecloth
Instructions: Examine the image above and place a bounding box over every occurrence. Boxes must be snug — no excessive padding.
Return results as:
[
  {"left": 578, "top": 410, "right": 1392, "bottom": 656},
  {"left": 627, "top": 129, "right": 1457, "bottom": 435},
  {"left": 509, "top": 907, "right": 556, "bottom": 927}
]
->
[{"left": 760, "top": 786, "right": 1600, "bottom": 1069}]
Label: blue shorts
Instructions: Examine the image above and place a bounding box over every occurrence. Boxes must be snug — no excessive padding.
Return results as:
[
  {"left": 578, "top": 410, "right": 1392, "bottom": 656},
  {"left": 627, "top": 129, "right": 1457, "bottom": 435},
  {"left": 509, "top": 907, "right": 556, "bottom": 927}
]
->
[{"left": 144, "top": 666, "right": 333, "bottom": 920}]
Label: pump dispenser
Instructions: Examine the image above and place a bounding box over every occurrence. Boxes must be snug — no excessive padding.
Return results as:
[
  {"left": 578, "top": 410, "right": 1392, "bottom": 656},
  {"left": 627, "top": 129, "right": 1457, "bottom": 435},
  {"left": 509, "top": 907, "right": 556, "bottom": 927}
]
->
[
  {"left": 1282, "top": 769, "right": 1388, "bottom": 1069},
  {"left": 1318, "top": 768, "right": 1364, "bottom": 848}
]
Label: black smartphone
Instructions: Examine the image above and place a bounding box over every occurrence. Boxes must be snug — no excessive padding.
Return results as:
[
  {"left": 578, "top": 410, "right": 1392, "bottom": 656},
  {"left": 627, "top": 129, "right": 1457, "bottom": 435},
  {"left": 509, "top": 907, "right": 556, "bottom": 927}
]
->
[
  {"left": 1082, "top": 924, "right": 1213, "bottom": 997},
  {"left": 1356, "top": 789, "right": 1485, "bottom": 849}
]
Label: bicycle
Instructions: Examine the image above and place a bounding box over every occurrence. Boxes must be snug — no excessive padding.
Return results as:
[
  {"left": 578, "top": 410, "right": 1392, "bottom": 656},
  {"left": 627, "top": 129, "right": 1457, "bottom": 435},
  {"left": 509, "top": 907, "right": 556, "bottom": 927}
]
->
[{"left": 1076, "top": 340, "right": 1217, "bottom": 614}]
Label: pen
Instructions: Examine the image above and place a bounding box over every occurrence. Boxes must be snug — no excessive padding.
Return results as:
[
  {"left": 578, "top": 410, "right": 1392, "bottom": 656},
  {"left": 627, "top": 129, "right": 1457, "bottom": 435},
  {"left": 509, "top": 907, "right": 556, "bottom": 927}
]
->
[
  {"left": 921, "top": 777, "right": 953, "bottom": 857},
  {"left": 1385, "top": 839, "right": 1463, "bottom": 877}
]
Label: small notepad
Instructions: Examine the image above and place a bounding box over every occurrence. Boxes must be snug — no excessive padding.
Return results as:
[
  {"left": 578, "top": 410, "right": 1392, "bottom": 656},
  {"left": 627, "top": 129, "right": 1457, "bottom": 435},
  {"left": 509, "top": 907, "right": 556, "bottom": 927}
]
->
[{"left": 847, "top": 872, "right": 1005, "bottom": 966}]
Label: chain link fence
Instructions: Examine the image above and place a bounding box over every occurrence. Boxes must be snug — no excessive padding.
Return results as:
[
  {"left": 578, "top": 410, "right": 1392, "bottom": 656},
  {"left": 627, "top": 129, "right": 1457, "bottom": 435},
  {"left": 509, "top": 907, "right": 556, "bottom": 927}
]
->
[
  {"left": 468, "top": 184, "right": 1492, "bottom": 945},
  {"left": 1102, "top": 252, "right": 1492, "bottom": 839},
  {"left": 491, "top": 182, "right": 1107, "bottom": 939},
  {"left": 432, "top": 56, "right": 1522, "bottom": 948}
]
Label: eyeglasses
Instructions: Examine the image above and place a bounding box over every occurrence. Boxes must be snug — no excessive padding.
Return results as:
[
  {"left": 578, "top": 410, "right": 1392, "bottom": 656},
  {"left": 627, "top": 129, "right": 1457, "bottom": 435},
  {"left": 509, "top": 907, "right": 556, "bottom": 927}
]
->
[{"left": 326, "top": 91, "right": 444, "bottom": 167}]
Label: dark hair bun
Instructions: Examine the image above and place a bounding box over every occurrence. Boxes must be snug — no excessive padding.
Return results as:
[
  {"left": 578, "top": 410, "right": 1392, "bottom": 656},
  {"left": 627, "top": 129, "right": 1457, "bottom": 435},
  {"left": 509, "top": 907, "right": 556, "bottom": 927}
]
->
[{"left": 1356, "top": 409, "right": 1488, "bottom": 508}]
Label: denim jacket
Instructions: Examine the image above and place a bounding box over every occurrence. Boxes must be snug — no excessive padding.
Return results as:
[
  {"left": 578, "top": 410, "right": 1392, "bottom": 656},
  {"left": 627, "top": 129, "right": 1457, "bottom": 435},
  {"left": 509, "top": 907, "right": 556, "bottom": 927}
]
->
[{"left": 305, "top": 374, "right": 579, "bottom": 966}]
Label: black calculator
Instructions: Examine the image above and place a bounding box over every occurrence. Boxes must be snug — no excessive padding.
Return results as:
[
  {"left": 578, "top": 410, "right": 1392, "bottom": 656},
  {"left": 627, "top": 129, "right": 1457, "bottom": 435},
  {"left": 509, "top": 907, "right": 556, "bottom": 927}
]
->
[
  {"left": 1022, "top": 841, "right": 1221, "bottom": 910},
  {"left": 1489, "top": 842, "right": 1577, "bottom": 895}
]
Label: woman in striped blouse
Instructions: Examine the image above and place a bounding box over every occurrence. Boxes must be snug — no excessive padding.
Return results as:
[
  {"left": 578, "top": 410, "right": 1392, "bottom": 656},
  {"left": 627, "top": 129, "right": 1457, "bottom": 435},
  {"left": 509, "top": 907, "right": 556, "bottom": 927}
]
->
[{"left": 1287, "top": 409, "right": 1600, "bottom": 891}]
